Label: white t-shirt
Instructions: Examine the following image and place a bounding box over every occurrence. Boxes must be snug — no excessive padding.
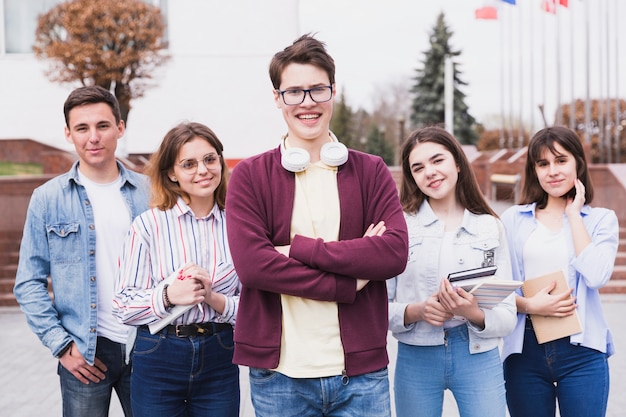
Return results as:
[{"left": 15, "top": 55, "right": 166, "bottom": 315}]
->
[
  {"left": 78, "top": 171, "right": 133, "bottom": 344},
  {"left": 523, "top": 220, "right": 569, "bottom": 280}
]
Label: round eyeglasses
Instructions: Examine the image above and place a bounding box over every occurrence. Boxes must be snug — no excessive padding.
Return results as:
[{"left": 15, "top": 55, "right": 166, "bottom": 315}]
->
[
  {"left": 276, "top": 85, "right": 333, "bottom": 106},
  {"left": 177, "top": 154, "right": 221, "bottom": 174}
]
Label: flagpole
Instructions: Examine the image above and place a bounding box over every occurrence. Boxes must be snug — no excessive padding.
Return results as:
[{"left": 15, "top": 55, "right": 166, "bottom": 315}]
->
[
  {"left": 499, "top": 12, "right": 506, "bottom": 148},
  {"left": 598, "top": 0, "right": 605, "bottom": 163},
  {"left": 605, "top": 0, "right": 612, "bottom": 162},
  {"left": 584, "top": 0, "right": 591, "bottom": 146},
  {"left": 541, "top": 4, "right": 547, "bottom": 128},
  {"left": 555, "top": 4, "right": 563, "bottom": 126},
  {"left": 615, "top": 0, "right": 621, "bottom": 163},
  {"left": 529, "top": 2, "right": 535, "bottom": 136},
  {"left": 508, "top": 6, "right": 514, "bottom": 147},
  {"left": 517, "top": 2, "right": 523, "bottom": 147},
  {"left": 569, "top": 1, "right": 575, "bottom": 130}
]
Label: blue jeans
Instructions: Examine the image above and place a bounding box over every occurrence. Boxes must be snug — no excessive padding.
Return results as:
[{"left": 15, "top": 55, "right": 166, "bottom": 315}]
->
[
  {"left": 248, "top": 367, "right": 391, "bottom": 417},
  {"left": 130, "top": 325, "right": 239, "bottom": 417},
  {"left": 58, "top": 336, "right": 132, "bottom": 417},
  {"left": 504, "top": 320, "right": 609, "bottom": 417},
  {"left": 393, "top": 325, "right": 506, "bottom": 417}
]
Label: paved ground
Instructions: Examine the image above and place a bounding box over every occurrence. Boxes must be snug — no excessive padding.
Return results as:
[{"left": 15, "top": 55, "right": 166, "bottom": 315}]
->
[{"left": 1, "top": 294, "right": 625, "bottom": 417}]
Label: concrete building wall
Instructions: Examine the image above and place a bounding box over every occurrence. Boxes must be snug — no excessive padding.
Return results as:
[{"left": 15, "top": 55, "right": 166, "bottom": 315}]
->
[{"left": 0, "top": 0, "right": 299, "bottom": 158}]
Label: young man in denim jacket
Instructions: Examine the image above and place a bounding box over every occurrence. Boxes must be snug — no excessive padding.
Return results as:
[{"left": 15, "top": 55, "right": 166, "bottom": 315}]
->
[{"left": 14, "top": 86, "right": 149, "bottom": 416}]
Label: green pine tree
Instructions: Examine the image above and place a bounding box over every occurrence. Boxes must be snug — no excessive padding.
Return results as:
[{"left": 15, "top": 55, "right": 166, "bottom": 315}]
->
[
  {"left": 330, "top": 89, "right": 356, "bottom": 148},
  {"left": 365, "top": 125, "right": 394, "bottom": 165},
  {"left": 410, "top": 12, "right": 477, "bottom": 144}
]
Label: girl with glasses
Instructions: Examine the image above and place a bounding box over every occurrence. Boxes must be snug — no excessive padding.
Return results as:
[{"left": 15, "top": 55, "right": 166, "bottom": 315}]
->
[{"left": 113, "top": 121, "right": 241, "bottom": 417}]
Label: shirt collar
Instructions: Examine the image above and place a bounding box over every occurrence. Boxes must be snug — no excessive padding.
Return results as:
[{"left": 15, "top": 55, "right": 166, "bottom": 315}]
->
[{"left": 173, "top": 196, "right": 221, "bottom": 220}]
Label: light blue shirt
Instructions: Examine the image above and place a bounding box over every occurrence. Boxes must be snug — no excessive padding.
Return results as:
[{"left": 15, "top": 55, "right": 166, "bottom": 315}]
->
[
  {"left": 500, "top": 203, "right": 619, "bottom": 360},
  {"left": 14, "top": 161, "right": 149, "bottom": 365},
  {"left": 388, "top": 201, "right": 517, "bottom": 354}
]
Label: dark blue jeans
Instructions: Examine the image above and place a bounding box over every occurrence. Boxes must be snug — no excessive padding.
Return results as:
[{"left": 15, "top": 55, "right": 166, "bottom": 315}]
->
[
  {"left": 58, "top": 336, "right": 132, "bottom": 417},
  {"left": 504, "top": 320, "right": 609, "bottom": 417},
  {"left": 130, "top": 325, "right": 239, "bottom": 417}
]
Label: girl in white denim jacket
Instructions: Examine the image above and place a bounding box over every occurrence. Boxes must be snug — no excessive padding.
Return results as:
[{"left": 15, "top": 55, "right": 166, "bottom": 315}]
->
[{"left": 388, "top": 126, "right": 517, "bottom": 417}]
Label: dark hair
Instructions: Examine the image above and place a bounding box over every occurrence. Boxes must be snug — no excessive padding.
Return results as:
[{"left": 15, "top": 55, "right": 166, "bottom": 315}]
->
[
  {"left": 400, "top": 126, "right": 496, "bottom": 217},
  {"left": 63, "top": 86, "right": 122, "bottom": 127},
  {"left": 520, "top": 126, "right": 593, "bottom": 208},
  {"left": 269, "top": 33, "right": 335, "bottom": 89},
  {"left": 147, "top": 122, "right": 228, "bottom": 211}
]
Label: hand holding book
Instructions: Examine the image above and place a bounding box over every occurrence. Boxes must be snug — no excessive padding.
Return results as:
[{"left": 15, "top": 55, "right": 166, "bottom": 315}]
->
[
  {"left": 521, "top": 270, "right": 582, "bottom": 344},
  {"left": 447, "top": 265, "right": 522, "bottom": 309}
]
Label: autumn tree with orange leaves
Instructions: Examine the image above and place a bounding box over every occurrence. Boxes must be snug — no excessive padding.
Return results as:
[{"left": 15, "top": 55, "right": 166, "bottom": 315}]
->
[{"left": 33, "top": 0, "right": 169, "bottom": 126}]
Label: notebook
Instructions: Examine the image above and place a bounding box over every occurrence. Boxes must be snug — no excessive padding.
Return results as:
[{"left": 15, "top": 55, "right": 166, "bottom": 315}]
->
[{"left": 522, "top": 270, "right": 582, "bottom": 344}]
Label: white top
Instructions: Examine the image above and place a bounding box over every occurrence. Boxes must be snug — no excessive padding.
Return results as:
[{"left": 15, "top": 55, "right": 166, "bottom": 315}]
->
[{"left": 79, "top": 172, "right": 132, "bottom": 343}]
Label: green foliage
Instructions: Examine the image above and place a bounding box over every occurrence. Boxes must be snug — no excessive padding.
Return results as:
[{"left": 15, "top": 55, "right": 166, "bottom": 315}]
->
[
  {"left": 330, "top": 89, "right": 356, "bottom": 148},
  {"left": 410, "top": 12, "right": 477, "bottom": 145},
  {"left": 365, "top": 125, "right": 394, "bottom": 165},
  {"left": 0, "top": 162, "right": 43, "bottom": 176}
]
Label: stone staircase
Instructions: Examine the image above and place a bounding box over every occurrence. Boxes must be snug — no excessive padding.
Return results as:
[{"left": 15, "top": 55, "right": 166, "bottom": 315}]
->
[
  {"left": 601, "top": 227, "right": 626, "bottom": 294},
  {"left": 0, "top": 231, "right": 21, "bottom": 307},
  {"left": 0, "top": 227, "right": 625, "bottom": 307}
]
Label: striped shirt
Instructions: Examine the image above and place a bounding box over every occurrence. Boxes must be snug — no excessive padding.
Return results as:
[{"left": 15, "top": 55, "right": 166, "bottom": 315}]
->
[{"left": 113, "top": 197, "right": 240, "bottom": 326}]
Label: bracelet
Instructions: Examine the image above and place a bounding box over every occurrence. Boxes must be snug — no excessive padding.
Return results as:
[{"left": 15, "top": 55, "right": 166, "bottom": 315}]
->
[{"left": 163, "top": 284, "right": 175, "bottom": 308}]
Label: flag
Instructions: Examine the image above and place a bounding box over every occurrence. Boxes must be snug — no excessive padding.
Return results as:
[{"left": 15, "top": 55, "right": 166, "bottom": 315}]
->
[
  {"left": 542, "top": 0, "right": 568, "bottom": 13},
  {"left": 501, "top": 0, "right": 516, "bottom": 4},
  {"left": 475, "top": 6, "right": 498, "bottom": 20}
]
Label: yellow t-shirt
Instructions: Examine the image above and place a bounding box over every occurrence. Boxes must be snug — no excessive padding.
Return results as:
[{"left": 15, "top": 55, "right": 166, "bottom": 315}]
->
[{"left": 274, "top": 161, "right": 344, "bottom": 378}]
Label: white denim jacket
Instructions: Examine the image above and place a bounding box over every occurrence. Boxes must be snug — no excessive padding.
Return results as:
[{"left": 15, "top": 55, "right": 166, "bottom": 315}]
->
[{"left": 388, "top": 200, "right": 517, "bottom": 354}]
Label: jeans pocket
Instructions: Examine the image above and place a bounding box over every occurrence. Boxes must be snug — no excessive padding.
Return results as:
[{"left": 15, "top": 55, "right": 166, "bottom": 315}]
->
[
  {"left": 133, "top": 332, "right": 164, "bottom": 355},
  {"left": 249, "top": 367, "right": 279, "bottom": 383},
  {"left": 361, "top": 366, "right": 389, "bottom": 382},
  {"left": 216, "top": 330, "right": 235, "bottom": 350}
]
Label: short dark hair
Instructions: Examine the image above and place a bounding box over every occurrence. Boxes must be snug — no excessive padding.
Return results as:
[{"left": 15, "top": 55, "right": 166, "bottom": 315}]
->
[
  {"left": 63, "top": 86, "right": 122, "bottom": 127},
  {"left": 269, "top": 33, "right": 335, "bottom": 89},
  {"left": 400, "top": 125, "right": 496, "bottom": 217},
  {"left": 520, "top": 126, "right": 593, "bottom": 208},
  {"left": 147, "top": 122, "right": 228, "bottom": 211}
]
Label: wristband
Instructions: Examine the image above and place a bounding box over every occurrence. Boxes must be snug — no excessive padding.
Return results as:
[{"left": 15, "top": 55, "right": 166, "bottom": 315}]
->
[{"left": 164, "top": 284, "right": 175, "bottom": 308}]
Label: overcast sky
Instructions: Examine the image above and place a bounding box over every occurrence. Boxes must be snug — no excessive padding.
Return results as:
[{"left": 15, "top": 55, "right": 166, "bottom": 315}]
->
[{"left": 298, "top": 0, "right": 626, "bottom": 132}]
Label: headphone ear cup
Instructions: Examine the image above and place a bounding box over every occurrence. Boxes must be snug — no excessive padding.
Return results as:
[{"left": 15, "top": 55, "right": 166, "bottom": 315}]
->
[
  {"left": 320, "top": 142, "right": 349, "bottom": 167},
  {"left": 281, "top": 147, "right": 311, "bottom": 172}
]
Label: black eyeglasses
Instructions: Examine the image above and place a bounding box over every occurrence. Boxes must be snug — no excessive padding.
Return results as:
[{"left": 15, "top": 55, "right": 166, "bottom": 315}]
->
[
  {"left": 177, "top": 154, "right": 221, "bottom": 174},
  {"left": 276, "top": 85, "right": 333, "bottom": 106}
]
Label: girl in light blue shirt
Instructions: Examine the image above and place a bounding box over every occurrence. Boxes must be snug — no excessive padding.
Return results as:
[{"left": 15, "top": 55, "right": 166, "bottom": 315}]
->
[{"left": 501, "top": 126, "right": 619, "bottom": 417}]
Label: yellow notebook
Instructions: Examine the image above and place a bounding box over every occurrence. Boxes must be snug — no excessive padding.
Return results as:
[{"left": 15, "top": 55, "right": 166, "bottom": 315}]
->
[{"left": 521, "top": 270, "right": 583, "bottom": 344}]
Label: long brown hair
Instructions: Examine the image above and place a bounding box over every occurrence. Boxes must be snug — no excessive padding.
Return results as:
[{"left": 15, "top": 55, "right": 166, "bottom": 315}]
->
[
  {"left": 400, "top": 126, "right": 496, "bottom": 217},
  {"left": 146, "top": 122, "right": 228, "bottom": 211},
  {"left": 519, "top": 126, "right": 593, "bottom": 209}
]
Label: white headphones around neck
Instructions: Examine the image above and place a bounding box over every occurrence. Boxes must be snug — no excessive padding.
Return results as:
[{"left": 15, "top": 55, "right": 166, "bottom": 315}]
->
[{"left": 280, "top": 133, "right": 349, "bottom": 173}]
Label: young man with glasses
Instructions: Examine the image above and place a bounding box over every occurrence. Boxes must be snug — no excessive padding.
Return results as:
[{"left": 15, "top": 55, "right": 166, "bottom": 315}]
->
[
  {"left": 14, "top": 86, "right": 149, "bottom": 416},
  {"left": 226, "top": 34, "right": 408, "bottom": 416}
]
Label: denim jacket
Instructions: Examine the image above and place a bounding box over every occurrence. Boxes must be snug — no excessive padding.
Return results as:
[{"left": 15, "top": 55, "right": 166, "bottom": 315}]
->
[
  {"left": 388, "top": 200, "right": 517, "bottom": 354},
  {"left": 14, "top": 161, "right": 149, "bottom": 365}
]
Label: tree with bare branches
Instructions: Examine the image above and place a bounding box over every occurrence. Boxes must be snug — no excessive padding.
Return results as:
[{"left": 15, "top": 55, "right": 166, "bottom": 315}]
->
[{"left": 33, "top": 0, "right": 169, "bottom": 126}]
